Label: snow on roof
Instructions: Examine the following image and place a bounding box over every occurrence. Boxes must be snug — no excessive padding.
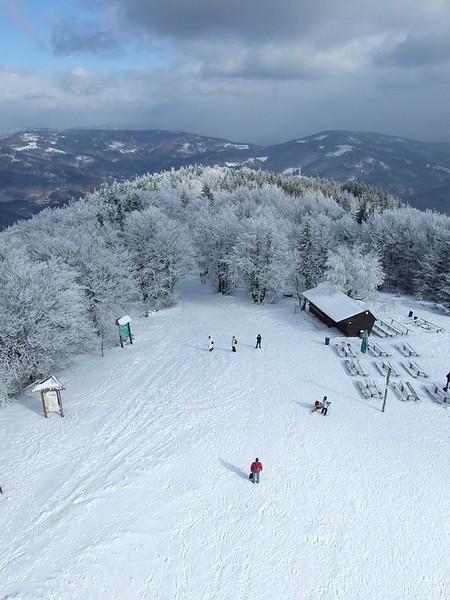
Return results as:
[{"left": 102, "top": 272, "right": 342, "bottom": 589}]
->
[
  {"left": 32, "top": 375, "right": 65, "bottom": 392},
  {"left": 302, "top": 284, "right": 372, "bottom": 322}
]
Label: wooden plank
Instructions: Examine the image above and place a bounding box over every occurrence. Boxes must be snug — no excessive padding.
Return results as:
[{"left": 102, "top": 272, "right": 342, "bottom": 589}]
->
[
  {"left": 425, "top": 384, "right": 450, "bottom": 406},
  {"left": 335, "top": 343, "right": 345, "bottom": 357},
  {"left": 368, "top": 342, "right": 390, "bottom": 357},
  {"left": 405, "top": 381, "right": 420, "bottom": 402},
  {"left": 405, "top": 343, "right": 419, "bottom": 357},
  {"left": 357, "top": 380, "right": 371, "bottom": 399},
  {"left": 376, "top": 360, "right": 399, "bottom": 377},
  {"left": 410, "top": 360, "right": 426, "bottom": 377},
  {"left": 354, "top": 359, "right": 369, "bottom": 377},
  {"left": 401, "top": 361, "right": 418, "bottom": 378},
  {"left": 345, "top": 359, "right": 358, "bottom": 376},
  {"left": 372, "top": 380, "right": 384, "bottom": 399},
  {"left": 392, "top": 381, "right": 409, "bottom": 401}
]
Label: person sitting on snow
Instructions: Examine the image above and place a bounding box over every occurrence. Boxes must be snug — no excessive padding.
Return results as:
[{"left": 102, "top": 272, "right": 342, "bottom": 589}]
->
[{"left": 314, "top": 400, "right": 323, "bottom": 411}]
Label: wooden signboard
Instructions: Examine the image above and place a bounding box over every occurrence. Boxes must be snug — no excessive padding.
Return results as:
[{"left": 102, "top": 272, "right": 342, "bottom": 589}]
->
[
  {"left": 32, "top": 376, "right": 65, "bottom": 418},
  {"left": 116, "top": 315, "right": 133, "bottom": 348}
]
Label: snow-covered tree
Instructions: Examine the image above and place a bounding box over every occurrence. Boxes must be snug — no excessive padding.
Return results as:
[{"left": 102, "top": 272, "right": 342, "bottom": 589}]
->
[
  {"left": 232, "top": 207, "right": 290, "bottom": 303},
  {"left": 324, "top": 244, "right": 385, "bottom": 300},
  {"left": 365, "top": 208, "right": 429, "bottom": 295},
  {"left": 289, "top": 220, "right": 326, "bottom": 301},
  {"left": 123, "top": 207, "right": 194, "bottom": 308},
  {"left": 191, "top": 203, "right": 241, "bottom": 294},
  {"left": 0, "top": 247, "right": 94, "bottom": 404},
  {"left": 74, "top": 240, "right": 139, "bottom": 351}
]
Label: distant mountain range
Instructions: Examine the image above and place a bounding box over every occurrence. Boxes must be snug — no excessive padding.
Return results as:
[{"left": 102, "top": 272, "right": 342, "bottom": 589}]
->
[{"left": 1, "top": 128, "right": 449, "bottom": 228}]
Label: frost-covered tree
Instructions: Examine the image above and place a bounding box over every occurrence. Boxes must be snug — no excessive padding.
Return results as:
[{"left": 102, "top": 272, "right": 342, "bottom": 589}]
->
[
  {"left": 232, "top": 208, "right": 290, "bottom": 303},
  {"left": 290, "top": 220, "right": 326, "bottom": 300},
  {"left": 0, "top": 247, "right": 94, "bottom": 404},
  {"left": 365, "top": 208, "right": 429, "bottom": 295},
  {"left": 324, "top": 244, "right": 385, "bottom": 300},
  {"left": 123, "top": 207, "right": 194, "bottom": 307},
  {"left": 191, "top": 203, "right": 241, "bottom": 294},
  {"left": 74, "top": 240, "right": 139, "bottom": 351}
]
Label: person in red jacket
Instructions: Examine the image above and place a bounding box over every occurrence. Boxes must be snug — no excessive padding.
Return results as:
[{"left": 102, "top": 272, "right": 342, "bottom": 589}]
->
[{"left": 250, "top": 458, "right": 263, "bottom": 484}]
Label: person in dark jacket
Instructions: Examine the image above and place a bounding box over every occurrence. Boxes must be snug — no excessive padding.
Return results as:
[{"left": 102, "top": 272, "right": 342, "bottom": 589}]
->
[
  {"left": 445, "top": 371, "right": 450, "bottom": 391},
  {"left": 255, "top": 334, "right": 262, "bottom": 349},
  {"left": 250, "top": 458, "right": 263, "bottom": 484},
  {"left": 207, "top": 336, "right": 214, "bottom": 351}
]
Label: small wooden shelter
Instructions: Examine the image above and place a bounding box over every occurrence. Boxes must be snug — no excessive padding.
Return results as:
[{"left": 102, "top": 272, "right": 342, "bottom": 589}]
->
[
  {"left": 301, "top": 285, "right": 376, "bottom": 337},
  {"left": 32, "top": 375, "right": 65, "bottom": 418}
]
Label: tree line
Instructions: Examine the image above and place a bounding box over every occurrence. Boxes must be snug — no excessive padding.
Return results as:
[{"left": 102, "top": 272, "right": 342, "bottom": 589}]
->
[{"left": 1, "top": 166, "right": 449, "bottom": 404}]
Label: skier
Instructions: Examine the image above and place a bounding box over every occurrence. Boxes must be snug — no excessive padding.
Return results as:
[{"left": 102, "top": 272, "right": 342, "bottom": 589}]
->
[
  {"left": 255, "top": 333, "right": 262, "bottom": 349},
  {"left": 249, "top": 458, "right": 263, "bottom": 484},
  {"left": 445, "top": 371, "right": 450, "bottom": 391},
  {"left": 321, "top": 396, "right": 331, "bottom": 416},
  {"left": 231, "top": 335, "right": 238, "bottom": 352},
  {"left": 208, "top": 335, "right": 214, "bottom": 352}
]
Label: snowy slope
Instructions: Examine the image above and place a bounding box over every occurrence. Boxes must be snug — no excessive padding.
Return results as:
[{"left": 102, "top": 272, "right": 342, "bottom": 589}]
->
[{"left": 1, "top": 278, "right": 449, "bottom": 600}]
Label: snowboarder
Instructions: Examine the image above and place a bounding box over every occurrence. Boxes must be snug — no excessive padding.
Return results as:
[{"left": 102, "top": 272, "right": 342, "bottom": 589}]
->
[
  {"left": 445, "top": 371, "right": 450, "bottom": 392},
  {"left": 231, "top": 335, "right": 238, "bottom": 352},
  {"left": 249, "top": 458, "right": 263, "bottom": 484},
  {"left": 255, "top": 334, "right": 262, "bottom": 349},
  {"left": 208, "top": 336, "right": 214, "bottom": 351},
  {"left": 321, "top": 396, "right": 331, "bottom": 416}
]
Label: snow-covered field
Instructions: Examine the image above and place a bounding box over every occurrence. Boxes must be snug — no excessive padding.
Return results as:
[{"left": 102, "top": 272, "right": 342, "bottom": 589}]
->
[{"left": 1, "top": 278, "right": 449, "bottom": 600}]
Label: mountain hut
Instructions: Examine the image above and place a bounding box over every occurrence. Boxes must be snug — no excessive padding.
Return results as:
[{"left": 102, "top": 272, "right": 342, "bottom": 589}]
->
[{"left": 301, "top": 285, "right": 376, "bottom": 337}]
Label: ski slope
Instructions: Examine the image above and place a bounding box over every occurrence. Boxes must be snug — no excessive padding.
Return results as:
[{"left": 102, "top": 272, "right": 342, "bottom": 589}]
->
[{"left": 1, "top": 278, "right": 449, "bottom": 600}]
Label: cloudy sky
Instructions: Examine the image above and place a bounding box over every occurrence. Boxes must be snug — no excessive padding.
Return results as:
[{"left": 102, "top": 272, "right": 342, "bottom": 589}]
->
[{"left": 1, "top": 0, "right": 450, "bottom": 144}]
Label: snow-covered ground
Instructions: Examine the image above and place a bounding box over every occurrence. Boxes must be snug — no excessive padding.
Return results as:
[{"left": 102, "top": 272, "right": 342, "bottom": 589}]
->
[{"left": 1, "top": 278, "right": 449, "bottom": 600}]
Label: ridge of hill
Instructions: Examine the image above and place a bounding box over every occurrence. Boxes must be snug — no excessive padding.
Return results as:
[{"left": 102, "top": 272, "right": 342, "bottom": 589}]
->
[{"left": 0, "top": 128, "right": 449, "bottom": 228}]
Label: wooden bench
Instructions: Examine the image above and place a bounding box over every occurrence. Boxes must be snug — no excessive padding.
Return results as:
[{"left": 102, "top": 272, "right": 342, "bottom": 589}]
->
[
  {"left": 335, "top": 342, "right": 356, "bottom": 358},
  {"left": 368, "top": 342, "right": 391, "bottom": 357},
  {"left": 405, "top": 381, "right": 421, "bottom": 402},
  {"left": 392, "top": 380, "right": 420, "bottom": 402},
  {"left": 357, "top": 379, "right": 383, "bottom": 400},
  {"left": 387, "top": 317, "right": 410, "bottom": 335},
  {"left": 373, "top": 319, "right": 404, "bottom": 338},
  {"left": 345, "top": 359, "right": 358, "bottom": 376},
  {"left": 376, "top": 360, "right": 399, "bottom": 377},
  {"left": 410, "top": 318, "right": 444, "bottom": 333},
  {"left": 396, "top": 342, "right": 419, "bottom": 357},
  {"left": 346, "top": 358, "right": 368, "bottom": 376},
  {"left": 401, "top": 360, "right": 427, "bottom": 378},
  {"left": 392, "top": 380, "right": 414, "bottom": 401},
  {"left": 371, "top": 323, "right": 390, "bottom": 338},
  {"left": 425, "top": 384, "right": 450, "bottom": 406}
]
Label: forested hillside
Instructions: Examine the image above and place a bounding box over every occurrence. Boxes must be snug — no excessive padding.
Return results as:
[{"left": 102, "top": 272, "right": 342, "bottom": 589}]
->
[{"left": 1, "top": 166, "right": 449, "bottom": 404}]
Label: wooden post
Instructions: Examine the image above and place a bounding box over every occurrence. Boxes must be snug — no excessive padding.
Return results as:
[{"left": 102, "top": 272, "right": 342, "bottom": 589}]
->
[
  {"left": 57, "top": 389, "right": 65, "bottom": 417},
  {"left": 382, "top": 367, "right": 392, "bottom": 413},
  {"left": 41, "top": 391, "right": 49, "bottom": 418},
  {"left": 127, "top": 322, "right": 133, "bottom": 345}
]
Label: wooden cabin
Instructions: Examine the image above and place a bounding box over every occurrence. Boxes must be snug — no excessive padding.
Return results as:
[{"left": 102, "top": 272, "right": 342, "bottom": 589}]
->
[{"left": 301, "top": 285, "right": 376, "bottom": 337}]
